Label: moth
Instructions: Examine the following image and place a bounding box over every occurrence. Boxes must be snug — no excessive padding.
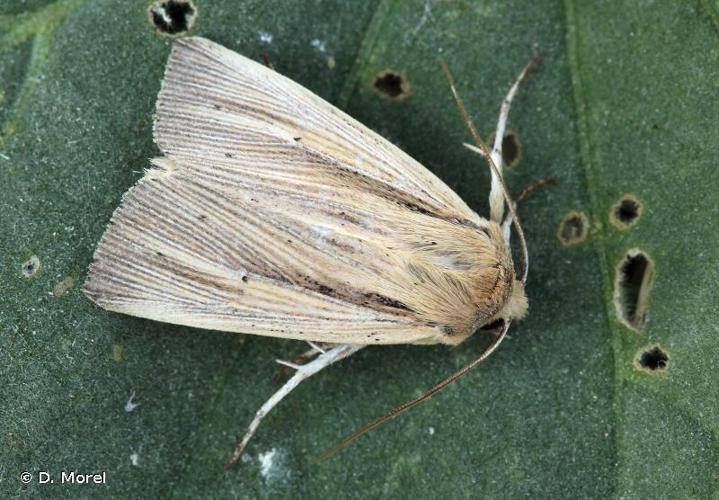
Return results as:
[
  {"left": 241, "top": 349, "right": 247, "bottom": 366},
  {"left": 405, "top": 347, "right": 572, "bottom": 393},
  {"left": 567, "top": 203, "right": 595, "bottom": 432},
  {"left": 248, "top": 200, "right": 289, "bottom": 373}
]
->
[{"left": 83, "top": 37, "right": 541, "bottom": 468}]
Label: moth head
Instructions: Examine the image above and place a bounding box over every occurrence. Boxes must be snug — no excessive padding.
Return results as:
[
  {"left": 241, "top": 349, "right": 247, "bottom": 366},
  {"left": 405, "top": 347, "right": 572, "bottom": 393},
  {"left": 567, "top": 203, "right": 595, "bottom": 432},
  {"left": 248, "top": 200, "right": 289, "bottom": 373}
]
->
[
  {"left": 502, "top": 278, "right": 528, "bottom": 321},
  {"left": 496, "top": 217, "right": 528, "bottom": 323},
  {"left": 476, "top": 278, "right": 527, "bottom": 335}
]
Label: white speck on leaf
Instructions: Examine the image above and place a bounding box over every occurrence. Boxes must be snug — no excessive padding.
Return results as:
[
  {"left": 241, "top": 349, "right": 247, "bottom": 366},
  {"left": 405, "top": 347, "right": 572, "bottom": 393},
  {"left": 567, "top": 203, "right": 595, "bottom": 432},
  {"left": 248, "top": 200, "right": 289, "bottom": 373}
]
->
[
  {"left": 310, "top": 38, "right": 326, "bottom": 52},
  {"left": 124, "top": 391, "right": 140, "bottom": 412},
  {"left": 130, "top": 452, "right": 140, "bottom": 466},
  {"left": 259, "top": 32, "right": 273, "bottom": 44},
  {"left": 428, "top": 426, "right": 435, "bottom": 435},
  {"left": 258, "top": 448, "right": 290, "bottom": 483},
  {"left": 259, "top": 448, "right": 277, "bottom": 477}
]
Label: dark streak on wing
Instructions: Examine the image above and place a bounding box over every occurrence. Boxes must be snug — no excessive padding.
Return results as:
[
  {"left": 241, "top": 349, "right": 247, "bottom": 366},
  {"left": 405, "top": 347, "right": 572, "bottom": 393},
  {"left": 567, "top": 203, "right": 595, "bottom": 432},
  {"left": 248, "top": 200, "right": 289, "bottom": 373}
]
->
[
  {"left": 296, "top": 275, "right": 414, "bottom": 315},
  {"left": 363, "top": 292, "right": 411, "bottom": 311}
]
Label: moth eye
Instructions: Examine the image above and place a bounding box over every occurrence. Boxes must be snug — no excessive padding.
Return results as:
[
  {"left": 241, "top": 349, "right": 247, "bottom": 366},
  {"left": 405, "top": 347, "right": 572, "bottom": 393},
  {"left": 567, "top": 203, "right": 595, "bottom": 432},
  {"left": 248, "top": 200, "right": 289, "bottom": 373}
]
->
[{"left": 479, "top": 319, "right": 504, "bottom": 332}]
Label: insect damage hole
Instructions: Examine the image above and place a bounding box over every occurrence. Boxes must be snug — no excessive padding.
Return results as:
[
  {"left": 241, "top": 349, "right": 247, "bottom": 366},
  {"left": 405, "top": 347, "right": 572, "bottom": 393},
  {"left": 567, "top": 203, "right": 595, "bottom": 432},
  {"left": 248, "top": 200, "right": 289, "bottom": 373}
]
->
[
  {"left": 614, "top": 249, "right": 655, "bottom": 332},
  {"left": 557, "top": 211, "right": 588, "bottom": 246},
  {"left": 610, "top": 194, "right": 643, "bottom": 229},
  {"left": 635, "top": 344, "right": 669, "bottom": 373},
  {"left": 372, "top": 70, "right": 411, "bottom": 100},
  {"left": 21, "top": 255, "right": 40, "bottom": 277},
  {"left": 148, "top": 0, "right": 196, "bottom": 36},
  {"left": 490, "top": 130, "right": 522, "bottom": 167}
]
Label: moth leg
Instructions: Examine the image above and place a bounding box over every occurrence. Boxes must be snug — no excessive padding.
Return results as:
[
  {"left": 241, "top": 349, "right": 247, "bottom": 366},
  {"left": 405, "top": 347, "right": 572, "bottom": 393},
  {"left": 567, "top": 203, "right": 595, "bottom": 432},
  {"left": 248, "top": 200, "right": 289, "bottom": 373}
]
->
[
  {"left": 271, "top": 342, "right": 330, "bottom": 383},
  {"left": 307, "top": 341, "right": 327, "bottom": 354},
  {"left": 274, "top": 359, "right": 303, "bottom": 370},
  {"left": 261, "top": 50, "right": 274, "bottom": 70},
  {"left": 225, "top": 343, "right": 364, "bottom": 470},
  {"left": 488, "top": 54, "right": 543, "bottom": 224},
  {"left": 515, "top": 178, "right": 559, "bottom": 205},
  {"left": 500, "top": 177, "right": 559, "bottom": 241}
]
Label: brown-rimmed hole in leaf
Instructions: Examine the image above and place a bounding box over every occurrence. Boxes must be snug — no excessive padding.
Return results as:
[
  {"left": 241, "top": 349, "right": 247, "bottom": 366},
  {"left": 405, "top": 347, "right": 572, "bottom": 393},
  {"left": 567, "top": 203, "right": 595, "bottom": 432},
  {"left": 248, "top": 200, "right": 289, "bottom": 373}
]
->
[
  {"left": 557, "top": 211, "right": 588, "bottom": 246},
  {"left": 372, "top": 70, "right": 411, "bottom": 100},
  {"left": 501, "top": 132, "right": 521, "bottom": 166},
  {"left": 635, "top": 344, "right": 669, "bottom": 373},
  {"left": 490, "top": 130, "right": 522, "bottom": 167},
  {"left": 613, "top": 249, "right": 655, "bottom": 332},
  {"left": 610, "top": 194, "right": 643, "bottom": 229},
  {"left": 148, "top": 0, "right": 196, "bottom": 36},
  {"left": 21, "top": 255, "right": 40, "bottom": 277}
]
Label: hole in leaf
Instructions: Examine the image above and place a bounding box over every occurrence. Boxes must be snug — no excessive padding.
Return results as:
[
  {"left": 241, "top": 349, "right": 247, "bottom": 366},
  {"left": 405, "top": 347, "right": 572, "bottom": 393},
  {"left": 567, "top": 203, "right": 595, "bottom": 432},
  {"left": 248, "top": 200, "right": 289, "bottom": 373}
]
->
[
  {"left": 501, "top": 132, "right": 520, "bottom": 166},
  {"left": 614, "top": 249, "right": 655, "bottom": 332},
  {"left": 610, "top": 194, "right": 643, "bottom": 229},
  {"left": 635, "top": 344, "right": 669, "bottom": 373},
  {"left": 490, "top": 130, "right": 522, "bottom": 167},
  {"left": 372, "top": 70, "right": 411, "bottom": 100},
  {"left": 22, "top": 255, "right": 40, "bottom": 277},
  {"left": 557, "top": 211, "right": 588, "bottom": 245},
  {"left": 148, "top": 0, "right": 196, "bottom": 36}
]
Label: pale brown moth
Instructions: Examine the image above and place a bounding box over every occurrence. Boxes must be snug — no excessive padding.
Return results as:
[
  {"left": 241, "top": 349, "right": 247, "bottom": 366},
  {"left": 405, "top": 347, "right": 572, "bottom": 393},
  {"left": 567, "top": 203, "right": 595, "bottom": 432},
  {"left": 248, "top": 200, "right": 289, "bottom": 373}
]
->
[{"left": 83, "top": 37, "right": 540, "bottom": 468}]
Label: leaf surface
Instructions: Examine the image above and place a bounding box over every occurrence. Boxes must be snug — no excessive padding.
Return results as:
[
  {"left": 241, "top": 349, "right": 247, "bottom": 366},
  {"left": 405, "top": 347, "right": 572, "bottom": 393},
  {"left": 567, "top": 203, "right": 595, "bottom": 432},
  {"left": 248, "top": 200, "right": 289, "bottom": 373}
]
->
[{"left": 1, "top": 0, "right": 717, "bottom": 497}]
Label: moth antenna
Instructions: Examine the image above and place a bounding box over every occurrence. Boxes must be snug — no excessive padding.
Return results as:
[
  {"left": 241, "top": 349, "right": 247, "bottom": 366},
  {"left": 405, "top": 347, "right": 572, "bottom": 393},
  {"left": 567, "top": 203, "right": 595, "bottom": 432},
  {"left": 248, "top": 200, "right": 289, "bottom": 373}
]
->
[
  {"left": 313, "top": 321, "right": 512, "bottom": 463},
  {"left": 441, "top": 62, "right": 532, "bottom": 284},
  {"left": 490, "top": 53, "right": 543, "bottom": 220}
]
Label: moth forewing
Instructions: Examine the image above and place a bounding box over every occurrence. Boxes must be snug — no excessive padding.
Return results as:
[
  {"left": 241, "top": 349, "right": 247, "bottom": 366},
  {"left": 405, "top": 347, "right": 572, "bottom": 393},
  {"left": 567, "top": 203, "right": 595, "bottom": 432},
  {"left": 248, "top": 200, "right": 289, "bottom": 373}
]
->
[
  {"left": 153, "top": 37, "right": 474, "bottom": 217},
  {"left": 83, "top": 36, "right": 533, "bottom": 467},
  {"left": 84, "top": 36, "right": 523, "bottom": 346}
]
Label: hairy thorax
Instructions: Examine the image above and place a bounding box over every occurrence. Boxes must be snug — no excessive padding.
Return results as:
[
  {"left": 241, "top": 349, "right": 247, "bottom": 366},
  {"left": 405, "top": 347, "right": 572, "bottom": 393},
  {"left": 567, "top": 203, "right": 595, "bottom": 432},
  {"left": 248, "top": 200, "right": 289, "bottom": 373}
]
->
[{"left": 383, "top": 216, "right": 527, "bottom": 345}]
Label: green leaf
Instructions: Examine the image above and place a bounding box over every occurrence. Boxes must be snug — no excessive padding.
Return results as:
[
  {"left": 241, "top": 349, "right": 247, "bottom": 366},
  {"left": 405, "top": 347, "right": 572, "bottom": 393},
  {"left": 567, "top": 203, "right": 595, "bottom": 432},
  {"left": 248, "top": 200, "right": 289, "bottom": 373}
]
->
[{"left": 2, "top": 0, "right": 717, "bottom": 497}]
